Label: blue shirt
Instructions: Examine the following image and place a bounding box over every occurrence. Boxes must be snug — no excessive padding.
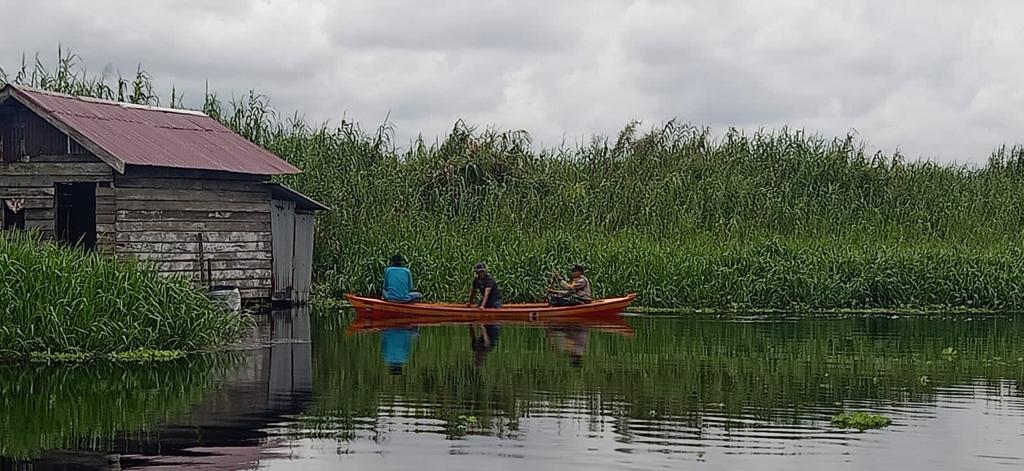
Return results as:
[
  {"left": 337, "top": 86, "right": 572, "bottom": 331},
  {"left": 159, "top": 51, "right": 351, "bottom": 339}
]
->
[{"left": 383, "top": 266, "right": 415, "bottom": 302}]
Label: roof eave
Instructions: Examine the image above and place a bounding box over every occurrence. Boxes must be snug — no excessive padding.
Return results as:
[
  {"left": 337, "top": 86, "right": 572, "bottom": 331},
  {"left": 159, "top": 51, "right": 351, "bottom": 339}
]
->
[{"left": 266, "top": 182, "right": 330, "bottom": 211}]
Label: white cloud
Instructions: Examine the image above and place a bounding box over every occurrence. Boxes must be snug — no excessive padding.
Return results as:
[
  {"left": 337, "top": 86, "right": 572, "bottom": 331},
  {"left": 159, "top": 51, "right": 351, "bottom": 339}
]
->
[{"left": 1, "top": 0, "right": 1022, "bottom": 162}]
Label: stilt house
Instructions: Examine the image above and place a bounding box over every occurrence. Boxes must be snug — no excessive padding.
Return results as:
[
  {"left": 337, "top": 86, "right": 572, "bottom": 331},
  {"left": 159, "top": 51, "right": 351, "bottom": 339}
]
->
[{"left": 0, "top": 84, "right": 327, "bottom": 304}]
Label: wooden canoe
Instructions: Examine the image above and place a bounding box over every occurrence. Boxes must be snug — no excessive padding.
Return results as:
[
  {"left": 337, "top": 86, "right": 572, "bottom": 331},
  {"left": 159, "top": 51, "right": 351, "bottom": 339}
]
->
[{"left": 344, "top": 292, "right": 637, "bottom": 320}]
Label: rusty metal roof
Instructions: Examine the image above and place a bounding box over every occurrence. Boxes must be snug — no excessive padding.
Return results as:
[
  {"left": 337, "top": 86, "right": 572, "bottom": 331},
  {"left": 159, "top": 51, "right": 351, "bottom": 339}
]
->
[{"left": 1, "top": 84, "right": 300, "bottom": 175}]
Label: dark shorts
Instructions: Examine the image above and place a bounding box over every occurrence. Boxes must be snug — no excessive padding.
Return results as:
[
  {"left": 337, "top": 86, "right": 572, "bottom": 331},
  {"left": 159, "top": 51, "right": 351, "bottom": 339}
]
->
[{"left": 549, "top": 294, "right": 591, "bottom": 306}]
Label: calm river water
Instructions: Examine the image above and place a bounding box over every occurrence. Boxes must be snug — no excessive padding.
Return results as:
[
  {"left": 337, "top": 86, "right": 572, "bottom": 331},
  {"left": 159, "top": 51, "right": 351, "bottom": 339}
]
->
[{"left": 2, "top": 308, "right": 1023, "bottom": 470}]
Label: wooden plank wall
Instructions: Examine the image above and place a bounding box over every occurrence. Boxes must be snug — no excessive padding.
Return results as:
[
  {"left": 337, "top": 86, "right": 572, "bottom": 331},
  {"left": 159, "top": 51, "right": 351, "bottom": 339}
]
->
[
  {"left": 114, "top": 170, "right": 274, "bottom": 300},
  {"left": 0, "top": 160, "right": 114, "bottom": 249}
]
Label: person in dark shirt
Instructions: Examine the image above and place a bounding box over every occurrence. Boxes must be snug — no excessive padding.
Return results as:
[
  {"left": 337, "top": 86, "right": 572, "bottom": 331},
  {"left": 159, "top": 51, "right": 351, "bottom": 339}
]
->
[{"left": 467, "top": 262, "right": 502, "bottom": 308}]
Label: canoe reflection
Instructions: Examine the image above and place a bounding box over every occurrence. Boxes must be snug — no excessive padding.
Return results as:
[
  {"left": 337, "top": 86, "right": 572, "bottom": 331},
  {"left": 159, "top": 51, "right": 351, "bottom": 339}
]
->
[{"left": 348, "top": 311, "right": 634, "bottom": 373}]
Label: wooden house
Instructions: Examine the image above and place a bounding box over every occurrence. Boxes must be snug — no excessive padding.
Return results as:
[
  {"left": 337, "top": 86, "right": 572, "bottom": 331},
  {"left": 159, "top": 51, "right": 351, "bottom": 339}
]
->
[{"left": 0, "top": 84, "right": 327, "bottom": 304}]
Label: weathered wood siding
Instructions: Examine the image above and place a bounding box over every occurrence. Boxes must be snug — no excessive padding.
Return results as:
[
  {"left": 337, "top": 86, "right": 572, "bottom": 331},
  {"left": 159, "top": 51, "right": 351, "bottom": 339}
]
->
[
  {"left": 0, "top": 165, "right": 114, "bottom": 249},
  {"left": 114, "top": 168, "right": 274, "bottom": 300}
]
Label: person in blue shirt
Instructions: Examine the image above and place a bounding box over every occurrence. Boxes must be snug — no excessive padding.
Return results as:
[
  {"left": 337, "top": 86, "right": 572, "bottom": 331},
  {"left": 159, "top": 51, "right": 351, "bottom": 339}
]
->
[{"left": 383, "top": 254, "right": 423, "bottom": 303}]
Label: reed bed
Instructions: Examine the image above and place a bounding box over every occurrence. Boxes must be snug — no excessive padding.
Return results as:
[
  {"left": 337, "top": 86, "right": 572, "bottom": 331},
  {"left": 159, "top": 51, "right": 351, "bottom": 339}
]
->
[
  {"left": 0, "top": 231, "right": 248, "bottom": 357},
  {"left": 8, "top": 50, "right": 1024, "bottom": 310}
]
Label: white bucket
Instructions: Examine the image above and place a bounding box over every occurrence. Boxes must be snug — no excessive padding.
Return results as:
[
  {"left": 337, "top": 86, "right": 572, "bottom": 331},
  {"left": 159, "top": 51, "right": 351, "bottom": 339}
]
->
[{"left": 207, "top": 285, "right": 242, "bottom": 312}]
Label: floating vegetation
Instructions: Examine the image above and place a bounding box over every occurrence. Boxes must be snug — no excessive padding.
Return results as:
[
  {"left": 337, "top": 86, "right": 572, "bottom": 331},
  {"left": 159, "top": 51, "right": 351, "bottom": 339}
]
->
[
  {"left": 831, "top": 412, "right": 893, "bottom": 431},
  {"left": 0, "top": 231, "right": 250, "bottom": 359},
  {"left": 27, "top": 351, "right": 90, "bottom": 363},
  {"left": 109, "top": 348, "right": 187, "bottom": 362}
]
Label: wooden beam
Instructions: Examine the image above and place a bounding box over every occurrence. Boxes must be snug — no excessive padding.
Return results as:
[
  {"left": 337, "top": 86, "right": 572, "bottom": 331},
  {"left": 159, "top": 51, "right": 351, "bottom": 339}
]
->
[
  {"left": 114, "top": 178, "right": 269, "bottom": 193},
  {"left": 0, "top": 187, "right": 54, "bottom": 198},
  {"left": 115, "top": 221, "right": 270, "bottom": 233},
  {"left": 115, "top": 231, "right": 271, "bottom": 243},
  {"left": 0, "top": 162, "right": 111, "bottom": 176},
  {"left": 28, "top": 154, "right": 102, "bottom": 163},
  {"left": 118, "top": 250, "right": 271, "bottom": 262},
  {"left": 115, "top": 209, "right": 270, "bottom": 222},
  {"left": 0, "top": 174, "right": 113, "bottom": 187},
  {"left": 115, "top": 200, "right": 269, "bottom": 212},
  {"left": 120, "top": 167, "right": 266, "bottom": 181},
  {"left": 114, "top": 241, "right": 271, "bottom": 253},
  {"left": 115, "top": 187, "right": 269, "bottom": 203}
]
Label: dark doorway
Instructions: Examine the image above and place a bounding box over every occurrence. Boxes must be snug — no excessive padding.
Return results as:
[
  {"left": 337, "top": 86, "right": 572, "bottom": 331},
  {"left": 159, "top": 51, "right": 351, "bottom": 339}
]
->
[
  {"left": 55, "top": 183, "right": 97, "bottom": 250},
  {"left": 2, "top": 200, "right": 25, "bottom": 230}
]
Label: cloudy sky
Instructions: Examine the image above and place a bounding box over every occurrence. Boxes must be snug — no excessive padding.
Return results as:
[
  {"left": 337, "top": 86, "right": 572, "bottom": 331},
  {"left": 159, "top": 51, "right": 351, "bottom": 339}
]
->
[{"left": 2, "top": 0, "right": 1022, "bottom": 163}]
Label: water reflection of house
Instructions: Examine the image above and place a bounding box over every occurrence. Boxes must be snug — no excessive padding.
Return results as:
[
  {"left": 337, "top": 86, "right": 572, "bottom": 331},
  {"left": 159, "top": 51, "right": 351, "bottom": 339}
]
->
[{"left": 22, "top": 308, "right": 313, "bottom": 471}]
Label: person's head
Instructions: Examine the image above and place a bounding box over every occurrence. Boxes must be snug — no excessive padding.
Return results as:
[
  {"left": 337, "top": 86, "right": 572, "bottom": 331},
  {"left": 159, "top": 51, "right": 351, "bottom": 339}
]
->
[
  {"left": 474, "top": 262, "right": 488, "bottom": 279},
  {"left": 389, "top": 363, "right": 404, "bottom": 375},
  {"left": 390, "top": 254, "right": 405, "bottom": 267},
  {"left": 571, "top": 264, "right": 586, "bottom": 278}
]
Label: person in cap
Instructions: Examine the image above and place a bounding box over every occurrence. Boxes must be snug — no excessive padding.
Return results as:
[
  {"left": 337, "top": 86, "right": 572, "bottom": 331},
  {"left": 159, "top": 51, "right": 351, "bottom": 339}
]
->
[
  {"left": 467, "top": 262, "right": 503, "bottom": 309},
  {"left": 548, "top": 264, "right": 593, "bottom": 306},
  {"left": 383, "top": 254, "right": 423, "bottom": 303}
]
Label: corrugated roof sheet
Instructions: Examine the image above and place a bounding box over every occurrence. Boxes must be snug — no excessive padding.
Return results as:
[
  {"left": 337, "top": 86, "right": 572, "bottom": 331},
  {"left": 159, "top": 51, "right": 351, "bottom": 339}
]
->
[{"left": 3, "top": 84, "right": 300, "bottom": 175}]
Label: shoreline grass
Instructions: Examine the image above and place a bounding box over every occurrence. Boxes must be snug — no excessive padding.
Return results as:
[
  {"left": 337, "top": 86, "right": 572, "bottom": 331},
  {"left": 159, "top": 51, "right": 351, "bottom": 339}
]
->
[{"left": 0, "top": 231, "right": 250, "bottom": 360}]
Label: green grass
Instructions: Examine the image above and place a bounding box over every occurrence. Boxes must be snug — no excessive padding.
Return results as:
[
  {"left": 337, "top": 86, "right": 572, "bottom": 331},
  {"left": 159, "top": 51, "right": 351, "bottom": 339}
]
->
[
  {"left": 0, "top": 231, "right": 249, "bottom": 358},
  {"left": 10, "top": 49, "right": 1024, "bottom": 310}
]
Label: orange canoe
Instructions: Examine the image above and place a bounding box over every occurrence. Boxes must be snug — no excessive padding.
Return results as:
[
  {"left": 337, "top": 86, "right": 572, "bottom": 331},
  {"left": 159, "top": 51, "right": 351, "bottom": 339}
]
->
[{"left": 344, "top": 293, "right": 638, "bottom": 321}]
